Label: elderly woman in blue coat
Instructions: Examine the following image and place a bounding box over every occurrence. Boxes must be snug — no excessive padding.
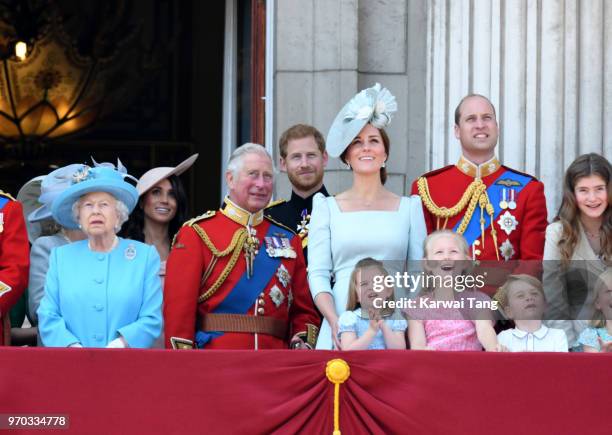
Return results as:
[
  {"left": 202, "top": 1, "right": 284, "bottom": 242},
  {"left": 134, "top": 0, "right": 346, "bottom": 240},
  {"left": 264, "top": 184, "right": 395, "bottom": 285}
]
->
[{"left": 38, "top": 165, "right": 162, "bottom": 348}]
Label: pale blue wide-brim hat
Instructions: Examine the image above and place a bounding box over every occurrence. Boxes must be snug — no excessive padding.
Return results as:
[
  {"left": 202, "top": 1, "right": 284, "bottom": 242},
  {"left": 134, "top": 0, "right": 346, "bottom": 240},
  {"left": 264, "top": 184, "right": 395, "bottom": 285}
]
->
[
  {"left": 326, "top": 83, "right": 398, "bottom": 158},
  {"left": 27, "top": 163, "right": 86, "bottom": 223},
  {"left": 51, "top": 165, "right": 139, "bottom": 229}
]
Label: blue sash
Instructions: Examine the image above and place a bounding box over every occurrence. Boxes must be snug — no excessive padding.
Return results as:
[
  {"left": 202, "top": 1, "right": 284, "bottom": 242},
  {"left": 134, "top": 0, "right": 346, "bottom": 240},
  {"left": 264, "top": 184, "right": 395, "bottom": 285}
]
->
[
  {"left": 196, "top": 223, "right": 294, "bottom": 347},
  {"left": 454, "top": 170, "right": 532, "bottom": 246},
  {"left": 0, "top": 197, "right": 9, "bottom": 210}
]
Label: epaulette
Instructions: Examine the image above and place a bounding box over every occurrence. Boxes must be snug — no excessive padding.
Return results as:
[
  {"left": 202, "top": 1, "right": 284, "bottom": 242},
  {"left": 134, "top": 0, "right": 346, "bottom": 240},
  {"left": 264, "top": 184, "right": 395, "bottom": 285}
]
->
[
  {"left": 418, "top": 164, "right": 455, "bottom": 179},
  {"left": 183, "top": 210, "right": 216, "bottom": 227},
  {"left": 265, "top": 199, "right": 286, "bottom": 209},
  {"left": 501, "top": 165, "right": 539, "bottom": 181},
  {"left": 264, "top": 215, "right": 297, "bottom": 235},
  {"left": 0, "top": 190, "right": 16, "bottom": 201}
]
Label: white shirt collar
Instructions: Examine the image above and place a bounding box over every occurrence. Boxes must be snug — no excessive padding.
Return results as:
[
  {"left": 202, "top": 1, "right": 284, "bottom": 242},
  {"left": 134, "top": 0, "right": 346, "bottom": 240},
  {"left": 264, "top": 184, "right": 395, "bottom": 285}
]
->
[{"left": 511, "top": 324, "right": 549, "bottom": 339}]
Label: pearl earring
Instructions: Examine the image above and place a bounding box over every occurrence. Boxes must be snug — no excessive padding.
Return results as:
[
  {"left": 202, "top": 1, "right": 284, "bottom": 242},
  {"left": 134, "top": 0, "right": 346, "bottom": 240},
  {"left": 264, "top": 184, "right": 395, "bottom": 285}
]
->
[
  {"left": 346, "top": 163, "right": 352, "bottom": 170},
  {"left": 382, "top": 161, "right": 386, "bottom": 168}
]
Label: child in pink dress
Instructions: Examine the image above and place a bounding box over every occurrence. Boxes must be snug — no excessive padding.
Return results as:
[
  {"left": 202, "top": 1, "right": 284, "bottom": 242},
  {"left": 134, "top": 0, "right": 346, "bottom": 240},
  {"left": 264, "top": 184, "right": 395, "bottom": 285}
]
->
[{"left": 406, "top": 230, "right": 501, "bottom": 351}]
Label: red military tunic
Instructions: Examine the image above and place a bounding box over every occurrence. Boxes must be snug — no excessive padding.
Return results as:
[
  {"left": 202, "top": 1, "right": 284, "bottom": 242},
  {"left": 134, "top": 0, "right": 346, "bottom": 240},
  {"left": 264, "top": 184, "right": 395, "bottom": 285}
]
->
[
  {"left": 411, "top": 156, "right": 547, "bottom": 262},
  {"left": 0, "top": 192, "right": 30, "bottom": 345},
  {"left": 164, "top": 198, "right": 320, "bottom": 350}
]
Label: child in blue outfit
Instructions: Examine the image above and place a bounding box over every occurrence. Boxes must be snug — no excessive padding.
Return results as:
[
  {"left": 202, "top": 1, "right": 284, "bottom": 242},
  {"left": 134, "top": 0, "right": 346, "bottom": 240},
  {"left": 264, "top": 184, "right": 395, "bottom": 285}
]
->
[
  {"left": 338, "top": 258, "right": 407, "bottom": 350},
  {"left": 578, "top": 269, "right": 612, "bottom": 352}
]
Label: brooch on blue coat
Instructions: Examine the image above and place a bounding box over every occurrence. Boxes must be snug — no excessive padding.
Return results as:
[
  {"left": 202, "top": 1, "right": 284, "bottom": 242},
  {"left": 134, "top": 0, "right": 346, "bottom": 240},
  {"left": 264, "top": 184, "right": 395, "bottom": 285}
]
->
[{"left": 125, "top": 243, "right": 137, "bottom": 260}]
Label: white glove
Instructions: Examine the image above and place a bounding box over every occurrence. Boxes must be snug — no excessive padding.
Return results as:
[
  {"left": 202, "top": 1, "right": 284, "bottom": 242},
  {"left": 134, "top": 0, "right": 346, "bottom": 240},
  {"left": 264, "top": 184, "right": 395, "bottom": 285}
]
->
[{"left": 106, "top": 337, "right": 128, "bottom": 348}]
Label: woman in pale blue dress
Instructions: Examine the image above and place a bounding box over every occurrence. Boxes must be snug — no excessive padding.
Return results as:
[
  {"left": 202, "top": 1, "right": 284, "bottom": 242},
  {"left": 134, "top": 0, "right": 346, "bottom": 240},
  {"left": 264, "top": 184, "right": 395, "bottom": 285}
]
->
[{"left": 308, "top": 83, "right": 427, "bottom": 349}]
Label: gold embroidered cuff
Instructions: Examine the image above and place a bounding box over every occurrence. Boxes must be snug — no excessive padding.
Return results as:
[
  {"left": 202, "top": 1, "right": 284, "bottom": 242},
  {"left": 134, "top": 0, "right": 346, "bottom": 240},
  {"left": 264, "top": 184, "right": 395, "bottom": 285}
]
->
[{"left": 170, "top": 337, "right": 194, "bottom": 350}]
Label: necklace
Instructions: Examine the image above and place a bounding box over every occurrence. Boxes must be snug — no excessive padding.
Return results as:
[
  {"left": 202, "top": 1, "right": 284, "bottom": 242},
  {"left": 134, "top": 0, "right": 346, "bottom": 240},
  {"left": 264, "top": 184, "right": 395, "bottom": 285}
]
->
[{"left": 585, "top": 229, "right": 600, "bottom": 239}]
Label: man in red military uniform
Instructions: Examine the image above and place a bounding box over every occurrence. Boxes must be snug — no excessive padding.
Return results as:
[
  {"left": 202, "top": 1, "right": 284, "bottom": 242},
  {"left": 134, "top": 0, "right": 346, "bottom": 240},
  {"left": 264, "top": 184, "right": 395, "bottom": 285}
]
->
[
  {"left": 411, "top": 94, "right": 547, "bottom": 264},
  {"left": 164, "top": 143, "right": 320, "bottom": 350},
  {"left": 0, "top": 190, "right": 30, "bottom": 345}
]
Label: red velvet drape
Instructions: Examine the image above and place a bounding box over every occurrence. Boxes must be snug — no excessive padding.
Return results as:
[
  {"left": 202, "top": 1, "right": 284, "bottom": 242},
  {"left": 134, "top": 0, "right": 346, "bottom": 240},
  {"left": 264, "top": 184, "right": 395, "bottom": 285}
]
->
[{"left": 0, "top": 348, "right": 608, "bottom": 434}]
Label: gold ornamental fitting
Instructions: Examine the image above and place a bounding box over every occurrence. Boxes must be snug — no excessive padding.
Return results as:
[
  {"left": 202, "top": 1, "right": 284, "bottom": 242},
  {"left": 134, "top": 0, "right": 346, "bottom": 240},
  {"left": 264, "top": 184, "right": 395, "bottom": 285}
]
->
[{"left": 326, "top": 359, "right": 350, "bottom": 384}]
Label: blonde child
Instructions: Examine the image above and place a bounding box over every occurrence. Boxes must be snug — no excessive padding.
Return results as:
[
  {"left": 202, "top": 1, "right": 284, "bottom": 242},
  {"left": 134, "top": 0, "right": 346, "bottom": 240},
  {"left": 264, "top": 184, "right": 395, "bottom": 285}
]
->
[
  {"left": 338, "top": 258, "right": 407, "bottom": 350},
  {"left": 578, "top": 269, "right": 612, "bottom": 352},
  {"left": 495, "top": 274, "right": 568, "bottom": 352},
  {"left": 407, "top": 230, "right": 501, "bottom": 351}
]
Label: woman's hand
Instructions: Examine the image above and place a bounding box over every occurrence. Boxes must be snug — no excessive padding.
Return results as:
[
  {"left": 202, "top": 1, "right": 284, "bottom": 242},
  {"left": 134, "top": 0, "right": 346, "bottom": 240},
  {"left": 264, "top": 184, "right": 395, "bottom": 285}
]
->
[{"left": 329, "top": 317, "right": 342, "bottom": 350}]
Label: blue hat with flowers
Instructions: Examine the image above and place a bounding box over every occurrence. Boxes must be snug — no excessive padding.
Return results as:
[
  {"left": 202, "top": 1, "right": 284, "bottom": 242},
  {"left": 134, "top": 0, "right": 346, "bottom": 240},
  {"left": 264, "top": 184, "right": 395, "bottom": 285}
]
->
[
  {"left": 51, "top": 163, "right": 138, "bottom": 229},
  {"left": 326, "top": 83, "right": 398, "bottom": 158}
]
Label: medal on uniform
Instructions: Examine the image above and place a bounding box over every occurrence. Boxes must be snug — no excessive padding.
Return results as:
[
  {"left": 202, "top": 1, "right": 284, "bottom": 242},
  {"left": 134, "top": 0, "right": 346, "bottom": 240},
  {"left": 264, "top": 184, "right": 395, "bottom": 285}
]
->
[
  {"left": 269, "top": 285, "right": 285, "bottom": 307},
  {"left": 125, "top": 243, "right": 137, "bottom": 260},
  {"left": 276, "top": 264, "right": 291, "bottom": 288},
  {"left": 297, "top": 209, "right": 309, "bottom": 239},
  {"left": 265, "top": 235, "right": 296, "bottom": 258},
  {"left": 265, "top": 236, "right": 282, "bottom": 257},
  {"left": 508, "top": 189, "right": 517, "bottom": 210},
  {"left": 0, "top": 212, "right": 4, "bottom": 233},
  {"left": 499, "top": 189, "right": 508, "bottom": 210},
  {"left": 279, "top": 236, "right": 296, "bottom": 258},
  {"left": 499, "top": 239, "right": 515, "bottom": 261},
  {"left": 497, "top": 211, "right": 518, "bottom": 235}
]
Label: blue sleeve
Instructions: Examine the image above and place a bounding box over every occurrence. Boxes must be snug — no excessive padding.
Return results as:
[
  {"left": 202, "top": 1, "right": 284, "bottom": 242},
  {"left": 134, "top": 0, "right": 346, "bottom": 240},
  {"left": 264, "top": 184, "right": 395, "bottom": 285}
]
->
[
  {"left": 577, "top": 328, "right": 600, "bottom": 351},
  {"left": 37, "top": 248, "right": 80, "bottom": 347},
  {"left": 117, "top": 246, "right": 163, "bottom": 348},
  {"left": 307, "top": 193, "right": 333, "bottom": 298},
  {"left": 337, "top": 311, "right": 358, "bottom": 334},
  {"left": 389, "top": 318, "right": 407, "bottom": 332}
]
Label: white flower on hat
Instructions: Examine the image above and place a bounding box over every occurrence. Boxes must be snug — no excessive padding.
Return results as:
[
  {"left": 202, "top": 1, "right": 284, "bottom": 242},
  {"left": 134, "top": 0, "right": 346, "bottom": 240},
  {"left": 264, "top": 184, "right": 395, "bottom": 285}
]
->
[
  {"left": 370, "top": 86, "right": 397, "bottom": 129},
  {"left": 326, "top": 83, "right": 398, "bottom": 158},
  {"left": 71, "top": 166, "right": 92, "bottom": 184},
  {"left": 342, "top": 83, "right": 397, "bottom": 128},
  {"left": 355, "top": 105, "right": 374, "bottom": 120}
]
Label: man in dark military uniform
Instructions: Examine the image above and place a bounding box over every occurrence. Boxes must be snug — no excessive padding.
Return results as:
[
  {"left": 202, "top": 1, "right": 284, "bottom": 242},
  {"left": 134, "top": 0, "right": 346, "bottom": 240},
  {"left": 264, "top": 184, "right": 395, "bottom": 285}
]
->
[
  {"left": 0, "top": 190, "right": 30, "bottom": 345},
  {"left": 411, "top": 94, "right": 547, "bottom": 264},
  {"left": 164, "top": 143, "right": 320, "bottom": 350},
  {"left": 266, "top": 124, "right": 329, "bottom": 262}
]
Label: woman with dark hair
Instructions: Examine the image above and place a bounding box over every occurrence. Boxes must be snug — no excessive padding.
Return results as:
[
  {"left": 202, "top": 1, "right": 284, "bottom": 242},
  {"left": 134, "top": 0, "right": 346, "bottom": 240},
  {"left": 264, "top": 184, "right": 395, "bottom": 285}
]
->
[
  {"left": 121, "top": 154, "right": 197, "bottom": 284},
  {"left": 308, "top": 83, "right": 427, "bottom": 349},
  {"left": 544, "top": 153, "right": 612, "bottom": 349}
]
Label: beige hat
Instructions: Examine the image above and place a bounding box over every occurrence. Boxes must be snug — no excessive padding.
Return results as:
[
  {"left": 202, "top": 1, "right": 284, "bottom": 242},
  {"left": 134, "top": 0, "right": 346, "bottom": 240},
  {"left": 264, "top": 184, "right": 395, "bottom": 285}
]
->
[{"left": 136, "top": 154, "right": 199, "bottom": 196}]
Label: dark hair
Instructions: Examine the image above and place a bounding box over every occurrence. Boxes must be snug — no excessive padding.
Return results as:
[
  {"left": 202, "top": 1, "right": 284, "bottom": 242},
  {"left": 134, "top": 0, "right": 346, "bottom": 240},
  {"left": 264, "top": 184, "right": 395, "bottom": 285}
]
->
[
  {"left": 339, "top": 127, "right": 390, "bottom": 185},
  {"left": 555, "top": 153, "right": 612, "bottom": 265},
  {"left": 278, "top": 124, "right": 326, "bottom": 158},
  {"left": 454, "top": 94, "right": 497, "bottom": 125},
  {"left": 120, "top": 174, "right": 189, "bottom": 243}
]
